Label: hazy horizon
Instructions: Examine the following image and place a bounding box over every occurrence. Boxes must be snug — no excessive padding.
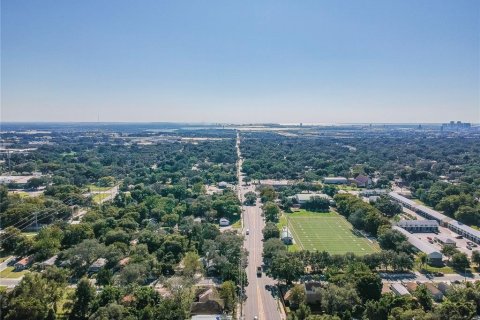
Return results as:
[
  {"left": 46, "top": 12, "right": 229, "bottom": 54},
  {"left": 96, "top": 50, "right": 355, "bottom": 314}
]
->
[{"left": 2, "top": 1, "right": 479, "bottom": 123}]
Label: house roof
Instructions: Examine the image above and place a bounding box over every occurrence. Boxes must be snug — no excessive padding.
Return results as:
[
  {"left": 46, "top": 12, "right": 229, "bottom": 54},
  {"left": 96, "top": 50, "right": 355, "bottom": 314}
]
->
[
  {"left": 41, "top": 255, "right": 58, "bottom": 266},
  {"left": 355, "top": 175, "right": 370, "bottom": 184},
  {"left": 90, "top": 258, "right": 107, "bottom": 268},
  {"left": 391, "top": 283, "right": 410, "bottom": 295}
]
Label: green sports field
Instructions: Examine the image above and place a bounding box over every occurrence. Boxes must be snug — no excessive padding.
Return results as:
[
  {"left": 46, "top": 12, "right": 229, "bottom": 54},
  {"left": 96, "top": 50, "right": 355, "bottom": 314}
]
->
[{"left": 286, "top": 211, "right": 379, "bottom": 255}]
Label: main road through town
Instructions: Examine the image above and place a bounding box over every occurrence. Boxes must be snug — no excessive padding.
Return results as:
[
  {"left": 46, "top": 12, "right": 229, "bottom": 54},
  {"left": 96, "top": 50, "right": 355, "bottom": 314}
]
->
[{"left": 236, "top": 132, "right": 284, "bottom": 320}]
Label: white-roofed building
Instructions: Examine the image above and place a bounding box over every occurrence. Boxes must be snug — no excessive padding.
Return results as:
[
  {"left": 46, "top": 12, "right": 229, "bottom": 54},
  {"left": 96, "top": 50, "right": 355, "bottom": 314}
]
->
[
  {"left": 294, "top": 193, "right": 332, "bottom": 205},
  {"left": 393, "top": 226, "right": 443, "bottom": 265}
]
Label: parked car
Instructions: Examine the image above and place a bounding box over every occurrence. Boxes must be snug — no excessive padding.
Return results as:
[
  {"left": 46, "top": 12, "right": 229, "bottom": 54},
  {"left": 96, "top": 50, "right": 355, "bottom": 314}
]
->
[{"left": 467, "top": 245, "right": 472, "bottom": 250}]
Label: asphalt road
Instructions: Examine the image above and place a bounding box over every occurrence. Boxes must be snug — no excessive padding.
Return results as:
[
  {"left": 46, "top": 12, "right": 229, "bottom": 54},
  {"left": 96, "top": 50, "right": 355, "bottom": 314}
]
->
[{"left": 237, "top": 132, "right": 283, "bottom": 320}]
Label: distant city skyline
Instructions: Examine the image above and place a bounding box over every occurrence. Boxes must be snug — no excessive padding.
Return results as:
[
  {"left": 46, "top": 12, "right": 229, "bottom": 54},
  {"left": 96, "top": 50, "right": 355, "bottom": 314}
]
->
[{"left": 2, "top": 0, "right": 479, "bottom": 123}]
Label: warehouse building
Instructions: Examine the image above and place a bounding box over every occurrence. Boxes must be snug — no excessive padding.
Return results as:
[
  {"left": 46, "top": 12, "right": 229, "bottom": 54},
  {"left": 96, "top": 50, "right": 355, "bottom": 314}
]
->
[
  {"left": 396, "top": 220, "right": 439, "bottom": 233},
  {"left": 393, "top": 226, "right": 443, "bottom": 266}
]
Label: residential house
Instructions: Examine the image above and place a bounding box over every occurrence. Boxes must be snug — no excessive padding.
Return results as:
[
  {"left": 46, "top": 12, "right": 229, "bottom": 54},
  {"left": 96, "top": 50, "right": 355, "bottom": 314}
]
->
[
  {"left": 14, "top": 255, "right": 33, "bottom": 271},
  {"left": 353, "top": 175, "right": 372, "bottom": 188},
  {"left": 88, "top": 258, "right": 107, "bottom": 273}
]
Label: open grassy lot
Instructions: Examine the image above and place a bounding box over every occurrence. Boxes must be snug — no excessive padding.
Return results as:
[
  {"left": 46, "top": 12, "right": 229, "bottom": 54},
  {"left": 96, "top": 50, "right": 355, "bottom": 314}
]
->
[
  {"left": 0, "top": 266, "right": 28, "bottom": 278},
  {"left": 285, "top": 211, "right": 379, "bottom": 255},
  {"left": 87, "top": 184, "right": 113, "bottom": 192},
  {"left": 92, "top": 193, "right": 109, "bottom": 203}
]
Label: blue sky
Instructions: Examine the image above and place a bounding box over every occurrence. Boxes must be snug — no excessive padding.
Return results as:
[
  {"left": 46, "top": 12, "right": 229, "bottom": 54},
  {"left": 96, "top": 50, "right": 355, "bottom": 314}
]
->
[{"left": 2, "top": 0, "right": 479, "bottom": 123}]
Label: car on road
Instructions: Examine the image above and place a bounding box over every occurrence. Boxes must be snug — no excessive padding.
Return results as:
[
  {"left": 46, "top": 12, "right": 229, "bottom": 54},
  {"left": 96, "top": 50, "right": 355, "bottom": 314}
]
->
[
  {"left": 254, "top": 316, "right": 258, "bottom": 320},
  {"left": 246, "top": 229, "right": 250, "bottom": 235},
  {"left": 256, "top": 266, "right": 262, "bottom": 277}
]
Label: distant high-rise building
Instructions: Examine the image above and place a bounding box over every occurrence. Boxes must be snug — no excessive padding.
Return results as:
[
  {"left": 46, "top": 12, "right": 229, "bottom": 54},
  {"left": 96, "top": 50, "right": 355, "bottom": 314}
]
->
[{"left": 441, "top": 121, "right": 471, "bottom": 131}]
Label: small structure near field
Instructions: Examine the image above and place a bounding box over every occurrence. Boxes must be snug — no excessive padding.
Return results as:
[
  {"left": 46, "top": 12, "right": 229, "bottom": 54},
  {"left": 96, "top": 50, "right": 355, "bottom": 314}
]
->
[{"left": 281, "top": 228, "right": 293, "bottom": 245}]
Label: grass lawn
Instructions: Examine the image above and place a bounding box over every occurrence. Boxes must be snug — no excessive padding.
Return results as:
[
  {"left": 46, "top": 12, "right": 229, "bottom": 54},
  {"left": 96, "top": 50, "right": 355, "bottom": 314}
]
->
[
  {"left": 22, "top": 232, "right": 38, "bottom": 238},
  {"left": 92, "top": 193, "right": 109, "bottom": 203},
  {"left": 285, "top": 211, "right": 379, "bottom": 255},
  {"left": 231, "top": 219, "right": 242, "bottom": 229},
  {"left": 87, "top": 184, "right": 112, "bottom": 192},
  {"left": 0, "top": 266, "right": 28, "bottom": 278},
  {"left": 419, "top": 264, "right": 456, "bottom": 274}
]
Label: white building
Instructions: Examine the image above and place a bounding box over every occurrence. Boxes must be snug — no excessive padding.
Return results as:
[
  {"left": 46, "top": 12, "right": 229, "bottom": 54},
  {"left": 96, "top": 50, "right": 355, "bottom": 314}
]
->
[
  {"left": 294, "top": 193, "right": 332, "bottom": 205},
  {"left": 393, "top": 226, "right": 443, "bottom": 265}
]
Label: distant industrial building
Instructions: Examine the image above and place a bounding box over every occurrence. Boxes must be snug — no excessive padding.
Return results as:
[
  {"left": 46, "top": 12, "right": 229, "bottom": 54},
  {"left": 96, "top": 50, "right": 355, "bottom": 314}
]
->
[
  {"left": 323, "top": 177, "right": 348, "bottom": 185},
  {"left": 396, "top": 220, "right": 439, "bottom": 233},
  {"left": 393, "top": 226, "right": 443, "bottom": 265},
  {"left": 389, "top": 192, "right": 480, "bottom": 244}
]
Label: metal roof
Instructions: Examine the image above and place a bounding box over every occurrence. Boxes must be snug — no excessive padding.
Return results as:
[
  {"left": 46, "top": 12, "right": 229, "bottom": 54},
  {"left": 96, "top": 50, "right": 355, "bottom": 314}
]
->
[
  {"left": 295, "top": 193, "right": 332, "bottom": 202},
  {"left": 393, "top": 226, "right": 443, "bottom": 258}
]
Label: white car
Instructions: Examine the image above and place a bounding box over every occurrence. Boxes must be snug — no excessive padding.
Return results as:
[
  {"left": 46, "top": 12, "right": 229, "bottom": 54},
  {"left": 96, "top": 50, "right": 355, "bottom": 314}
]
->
[{"left": 246, "top": 229, "right": 250, "bottom": 235}]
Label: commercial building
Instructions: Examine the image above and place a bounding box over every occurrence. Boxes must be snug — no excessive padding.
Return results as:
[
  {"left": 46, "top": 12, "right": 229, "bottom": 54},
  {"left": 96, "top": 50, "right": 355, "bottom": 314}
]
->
[
  {"left": 396, "top": 220, "right": 439, "bottom": 233},
  {"left": 393, "top": 226, "right": 443, "bottom": 265},
  {"left": 294, "top": 193, "right": 332, "bottom": 205},
  {"left": 389, "top": 192, "right": 480, "bottom": 244}
]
